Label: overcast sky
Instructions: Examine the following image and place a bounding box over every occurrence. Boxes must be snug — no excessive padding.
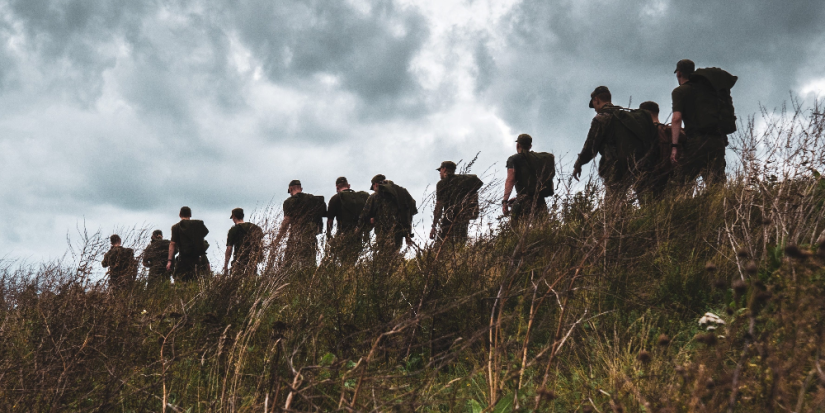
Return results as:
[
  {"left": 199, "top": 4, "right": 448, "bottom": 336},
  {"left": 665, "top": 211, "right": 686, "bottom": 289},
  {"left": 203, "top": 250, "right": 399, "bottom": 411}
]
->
[{"left": 1, "top": 0, "right": 823, "bottom": 263}]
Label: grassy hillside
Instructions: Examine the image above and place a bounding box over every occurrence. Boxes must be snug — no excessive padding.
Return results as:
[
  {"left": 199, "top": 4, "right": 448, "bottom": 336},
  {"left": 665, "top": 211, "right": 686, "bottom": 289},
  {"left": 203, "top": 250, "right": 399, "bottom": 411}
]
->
[{"left": 1, "top": 103, "right": 824, "bottom": 412}]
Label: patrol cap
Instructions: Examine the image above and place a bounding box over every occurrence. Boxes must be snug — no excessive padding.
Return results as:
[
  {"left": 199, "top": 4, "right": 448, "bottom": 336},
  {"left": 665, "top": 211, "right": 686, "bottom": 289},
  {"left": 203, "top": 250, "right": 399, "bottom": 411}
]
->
[
  {"left": 335, "top": 176, "right": 348, "bottom": 186},
  {"left": 515, "top": 134, "right": 532, "bottom": 146},
  {"left": 152, "top": 229, "right": 163, "bottom": 237},
  {"left": 288, "top": 179, "right": 301, "bottom": 193},
  {"left": 436, "top": 161, "right": 457, "bottom": 171},
  {"left": 674, "top": 59, "right": 695, "bottom": 75},
  {"left": 639, "top": 101, "right": 659, "bottom": 114},
  {"left": 589, "top": 86, "right": 611, "bottom": 108},
  {"left": 230, "top": 207, "right": 244, "bottom": 219},
  {"left": 370, "top": 174, "right": 386, "bottom": 187}
]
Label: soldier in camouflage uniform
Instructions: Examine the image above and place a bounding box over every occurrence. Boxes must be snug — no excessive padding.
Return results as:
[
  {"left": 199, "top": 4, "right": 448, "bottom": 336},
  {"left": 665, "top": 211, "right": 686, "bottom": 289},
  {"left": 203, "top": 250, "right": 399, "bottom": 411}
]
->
[
  {"left": 102, "top": 234, "right": 137, "bottom": 291},
  {"left": 572, "top": 86, "right": 640, "bottom": 204},
  {"left": 166, "top": 206, "right": 210, "bottom": 282},
  {"left": 503, "top": 134, "right": 549, "bottom": 224},
  {"left": 224, "top": 208, "right": 264, "bottom": 276},
  {"left": 274, "top": 180, "right": 325, "bottom": 269},
  {"left": 142, "top": 229, "right": 171, "bottom": 286},
  {"left": 358, "top": 174, "right": 414, "bottom": 255},
  {"left": 670, "top": 59, "right": 727, "bottom": 186},
  {"left": 430, "top": 161, "right": 475, "bottom": 244},
  {"left": 326, "top": 177, "right": 369, "bottom": 265}
]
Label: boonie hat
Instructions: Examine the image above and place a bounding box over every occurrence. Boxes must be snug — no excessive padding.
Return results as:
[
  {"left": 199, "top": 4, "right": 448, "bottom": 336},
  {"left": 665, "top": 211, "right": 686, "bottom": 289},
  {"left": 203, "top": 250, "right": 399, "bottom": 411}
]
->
[
  {"left": 589, "top": 86, "right": 611, "bottom": 108},
  {"left": 436, "top": 161, "right": 457, "bottom": 171},
  {"left": 674, "top": 59, "right": 695, "bottom": 75},
  {"left": 515, "top": 134, "right": 532, "bottom": 146}
]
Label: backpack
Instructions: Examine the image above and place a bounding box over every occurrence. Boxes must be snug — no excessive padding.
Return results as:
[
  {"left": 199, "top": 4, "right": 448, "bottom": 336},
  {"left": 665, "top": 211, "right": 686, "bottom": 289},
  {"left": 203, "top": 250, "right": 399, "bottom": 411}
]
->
[
  {"left": 236, "top": 223, "right": 264, "bottom": 264},
  {"left": 607, "top": 107, "right": 658, "bottom": 171},
  {"left": 654, "top": 122, "right": 686, "bottom": 166},
  {"left": 448, "top": 174, "right": 484, "bottom": 218},
  {"left": 378, "top": 182, "right": 418, "bottom": 233},
  {"left": 337, "top": 190, "right": 370, "bottom": 227},
  {"left": 689, "top": 67, "right": 738, "bottom": 134},
  {"left": 522, "top": 152, "right": 556, "bottom": 197},
  {"left": 177, "top": 220, "right": 209, "bottom": 257}
]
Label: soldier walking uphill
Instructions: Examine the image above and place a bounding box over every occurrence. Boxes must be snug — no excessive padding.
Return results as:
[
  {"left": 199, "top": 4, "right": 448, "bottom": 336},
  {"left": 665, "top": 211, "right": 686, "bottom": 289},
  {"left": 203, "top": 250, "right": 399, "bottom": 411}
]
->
[
  {"left": 142, "top": 230, "right": 172, "bottom": 286},
  {"left": 503, "top": 134, "right": 555, "bottom": 224},
  {"left": 358, "top": 174, "right": 418, "bottom": 256},
  {"left": 102, "top": 234, "right": 137, "bottom": 291},
  {"left": 572, "top": 86, "right": 656, "bottom": 204},
  {"left": 167, "top": 206, "right": 210, "bottom": 282},
  {"left": 670, "top": 59, "right": 738, "bottom": 186},
  {"left": 274, "top": 180, "right": 326, "bottom": 270},
  {"left": 224, "top": 208, "right": 264, "bottom": 276},
  {"left": 637, "top": 101, "right": 686, "bottom": 198},
  {"left": 326, "top": 177, "right": 369, "bottom": 265},
  {"left": 430, "top": 161, "right": 482, "bottom": 245}
]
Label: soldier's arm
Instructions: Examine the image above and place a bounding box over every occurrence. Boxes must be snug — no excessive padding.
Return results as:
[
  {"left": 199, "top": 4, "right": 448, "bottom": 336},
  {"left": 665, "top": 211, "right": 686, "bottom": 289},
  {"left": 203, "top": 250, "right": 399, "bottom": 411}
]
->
[
  {"left": 102, "top": 251, "right": 110, "bottom": 268},
  {"left": 166, "top": 241, "right": 175, "bottom": 271},
  {"left": 502, "top": 168, "right": 517, "bottom": 216},
  {"left": 671, "top": 111, "right": 683, "bottom": 164},
  {"left": 142, "top": 249, "right": 151, "bottom": 267},
  {"left": 430, "top": 200, "right": 443, "bottom": 239},
  {"left": 273, "top": 216, "right": 290, "bottom": 246},
  {"left": 224, "top": 245, "right": 232, "bottom": 273}
]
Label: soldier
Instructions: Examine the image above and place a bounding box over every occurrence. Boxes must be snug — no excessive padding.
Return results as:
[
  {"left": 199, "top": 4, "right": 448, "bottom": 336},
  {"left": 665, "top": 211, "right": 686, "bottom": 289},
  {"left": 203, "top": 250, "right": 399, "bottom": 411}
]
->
[
  {"left": 503, "top": 134, "right": 550, "bottom": 223},
  {"left": 102, "top": 234, "right": 137, "bottom": 291},
  {"left": 166, "top": 206, "right": 210, "bottom": 282},
  {"left": 142, "top": 229, "right": 172, "bottom": 286},
  {"left": 224, "top": 208, "right": 264, "bottom": 276},
  {"left": 670, "top": 59, "right": 735, "bottom": 185},
  {"left": 274, "top": 180, "right": 325, "bottom": 269},
  {"left": 326, "top": 177, "right": 369, "bottom": 265},
  {"left": 638, "top": 101, "right": 677, "bottom": 197},
  {"left": 572, "top": 86, "right": 653, "bottom": 203},
  {"left": 430, "top": 161, "right": 481, "bottom": 245},
  {"left": 359, "top": 174, "right": 417, "bottom": 255}
]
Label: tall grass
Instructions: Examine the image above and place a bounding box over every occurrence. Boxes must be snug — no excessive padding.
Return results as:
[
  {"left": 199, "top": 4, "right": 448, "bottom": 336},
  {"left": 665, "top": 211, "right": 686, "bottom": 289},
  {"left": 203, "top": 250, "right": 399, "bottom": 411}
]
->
[{"left": 1, "top": 100, "right": 824, "bottom": 412}]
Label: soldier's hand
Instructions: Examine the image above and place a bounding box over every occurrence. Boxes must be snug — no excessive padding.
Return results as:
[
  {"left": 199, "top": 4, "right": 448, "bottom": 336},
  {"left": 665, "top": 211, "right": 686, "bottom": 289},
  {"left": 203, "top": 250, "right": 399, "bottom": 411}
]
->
[
  {"left": 502, "top": 202, "right": 510, "bottom": 217},
  {"left": 572, "top": 165, "right": 582, "bottom": 181},
  {"left": 166, "top": 261, "right": 172, "bottom": 271},
  {"left": 670, "top": 147, "right": 678, "bottom": 164},
  {"left": 429, "top": 227, "right": 436, "bottom": 240},
  {"left": 370, "top": 218, "right": 375, "bottom": 225}
]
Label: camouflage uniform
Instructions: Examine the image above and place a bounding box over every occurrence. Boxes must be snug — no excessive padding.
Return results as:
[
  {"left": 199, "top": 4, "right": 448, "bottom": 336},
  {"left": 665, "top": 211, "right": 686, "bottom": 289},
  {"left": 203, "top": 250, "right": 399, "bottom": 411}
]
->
[
  {"left": 434, "top": 174, "right": 474, "bottom": 243},
  {"left": 327, "top": 189, "right": 369, "bottom": 265},
  {"left": 142, "top": 238, "right": 172, "bottom": 285},
  {"left": 360, "top": 187, "right": 407, "bottom": 254},
  {"left": 507, "top": 151, "right": 549, "bottom": 223},
  {"left": 672, "top": 82, "right": 727, "bottom": 185},
  {"left": 102, "top": 246, "right": 137, "bottom": 290},
  {"left": 171, "top": 220, "right": 210, "bottom": 282},
  {"left": 282, "top": 193, "right": 323, "bottom": 269},
  {"left": 226, "top": 222, "right": 263, "bottom": 276},
  {"left": 574, "top": 103, "right": 641, "bottom": 203}
]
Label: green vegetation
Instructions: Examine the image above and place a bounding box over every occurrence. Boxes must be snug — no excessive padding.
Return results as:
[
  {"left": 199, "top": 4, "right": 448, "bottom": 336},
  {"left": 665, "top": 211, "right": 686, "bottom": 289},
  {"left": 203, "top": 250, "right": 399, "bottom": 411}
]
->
[{"left": 1, "top": 103, "right": 824, "bottom": 411}]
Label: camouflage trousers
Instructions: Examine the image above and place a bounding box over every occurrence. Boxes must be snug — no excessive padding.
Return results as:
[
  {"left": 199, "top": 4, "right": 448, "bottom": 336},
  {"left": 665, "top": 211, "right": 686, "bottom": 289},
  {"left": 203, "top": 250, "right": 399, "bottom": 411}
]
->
[
  {"left": 147, "top": 267, "right": 172, "bottom": 286},
  {"left": 675, "top": 133, "right": 727, "bottom": 186},
  {"left": 174, "top": 254, "right": 209, "bottom": 282},
  {"left": 511, "top": 195, "right": 548, "bottom": 226},
  {"left": 284, "top": 238, "right": 318, "bottom": 270},
  {"left": 436, "top": 218, "right": 470, "bottom": 245},
  {"left": 329, "top": 231, "right": 366, "bottom": 266}
]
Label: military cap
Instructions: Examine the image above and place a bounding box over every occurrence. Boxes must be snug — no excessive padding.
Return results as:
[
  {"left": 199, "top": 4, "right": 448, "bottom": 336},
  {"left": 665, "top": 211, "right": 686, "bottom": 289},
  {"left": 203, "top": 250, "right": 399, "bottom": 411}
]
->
[
  {"left": 230, "top": 207, "right": 244, "bottom": 219},
  {"left": 674, "top": 59, "right": 695, "bottom": 75},
  {"left": 515, "top": 134, "right": 533, "bottom": 146},
  {"left": 436, "top": 161, "right": 457, "bottom": 171},
  {"left": 152, "top": 229, "right": 163, "bottom": 237},
  {"left": 589, "top": 86, "right": 611, "bottom": 108},
  {"left": 335, "top": 176, "right": 348, "bottom": 186},
  {"left": 179, "top": 206, "right": 192, "bottom": 217},
  {"left": 639, "top": 101, "right": 660, "bottom": 114},
  {"left": 370, "top": 174, "right": 386, "bottom": 187}
]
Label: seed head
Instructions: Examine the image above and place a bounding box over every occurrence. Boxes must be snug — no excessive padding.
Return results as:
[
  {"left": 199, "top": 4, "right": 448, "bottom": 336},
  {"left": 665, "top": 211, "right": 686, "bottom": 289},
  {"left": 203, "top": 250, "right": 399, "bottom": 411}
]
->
[
  {"left": 538, "top": 388, "right": 556, "bottom": 401},
  {"left": 736, "top": 248, "right": 749, "bottom": 259},
  {"left": 695, "top": 333, "right": 717, "bottom": 346},
  {"left": 705, "top": 262, "right": 718, "bottom": 272},
  {"left": 713, "top": 279, "right": 727, "bottom": 289},
  {"left": 657, "top": 334, "right": 671, "bottom": 346},
  {"left": 637, "top": 350, "right": 651, "bottom": 364},
  {"left": 745, "top": 261, "right": 758, "bottom": 275},
  {"left": 733, "top": 280, "right": 748, "bottom": 295},
  {"left": 784, "top": 244, "right": 809, "bottom": 260}
]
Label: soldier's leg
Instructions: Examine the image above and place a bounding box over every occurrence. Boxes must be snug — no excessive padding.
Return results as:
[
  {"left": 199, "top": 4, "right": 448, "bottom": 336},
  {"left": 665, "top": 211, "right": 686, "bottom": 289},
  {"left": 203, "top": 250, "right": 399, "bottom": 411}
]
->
[{"left": 701, "top": 136, "right": 727, "bottom": 186}]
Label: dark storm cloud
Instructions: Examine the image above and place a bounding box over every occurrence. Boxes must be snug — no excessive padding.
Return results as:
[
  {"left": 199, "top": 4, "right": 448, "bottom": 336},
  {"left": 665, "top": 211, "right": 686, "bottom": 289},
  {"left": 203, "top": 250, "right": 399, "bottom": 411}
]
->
[{"left": 480, "top": 0, "right": 825, "bottom": 154}]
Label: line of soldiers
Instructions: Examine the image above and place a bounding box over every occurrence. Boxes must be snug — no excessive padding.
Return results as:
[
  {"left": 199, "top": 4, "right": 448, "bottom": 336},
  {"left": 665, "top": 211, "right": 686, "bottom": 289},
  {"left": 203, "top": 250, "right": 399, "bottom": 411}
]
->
[
  {"left": 572, "top": 59, "right": 737, "bottom": 203},
  {"left": 101, "top": 59, "right": 737, "bottom": 288}
]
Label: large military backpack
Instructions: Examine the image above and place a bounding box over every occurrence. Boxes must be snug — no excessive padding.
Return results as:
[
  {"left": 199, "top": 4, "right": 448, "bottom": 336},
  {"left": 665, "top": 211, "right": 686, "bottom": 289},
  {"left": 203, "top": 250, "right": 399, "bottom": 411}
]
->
[
  {"left": 520, "top": 152, "right": 556, "bottom": 197},
  {"left": 378, "top": 182, "right": 418, "bottom": 233},
  {"left": 449, "top": 174, "right": 484, "bottom": 218},
  {"left": 689, "top": 67, "right": 738, "bottom": 134},
  {"left": 177, "top": 220, "right": 209, "bottom": 257},
  {"left": 607, "top": 107, "right": 658, "bottom": 171},
  {"left": 338, "top": 190, "right": 370, "bottom": 227}
]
